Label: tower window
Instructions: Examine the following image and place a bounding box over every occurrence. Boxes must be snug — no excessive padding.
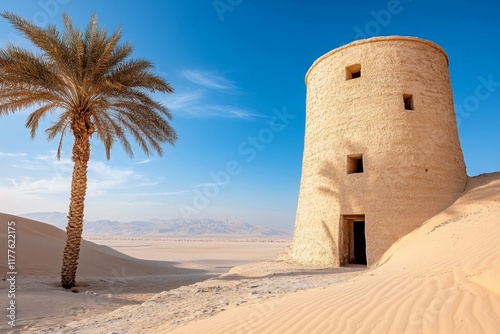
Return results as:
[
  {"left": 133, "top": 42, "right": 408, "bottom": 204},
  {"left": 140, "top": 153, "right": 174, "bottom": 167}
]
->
[
  {"left": 403, "top": 94, "right": 414, "bottom": 110},
  {"left": 346, "top": 64, "right": 361, "bottom": 80},
  {"left": 347, "top": 154, "right": 364, "bottom": 174}
]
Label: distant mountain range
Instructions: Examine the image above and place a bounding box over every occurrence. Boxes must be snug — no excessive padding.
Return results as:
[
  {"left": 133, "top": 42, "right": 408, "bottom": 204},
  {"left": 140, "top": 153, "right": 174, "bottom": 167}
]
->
[{"left": 18, "top": 212, "right": 291, "bottom": 237}]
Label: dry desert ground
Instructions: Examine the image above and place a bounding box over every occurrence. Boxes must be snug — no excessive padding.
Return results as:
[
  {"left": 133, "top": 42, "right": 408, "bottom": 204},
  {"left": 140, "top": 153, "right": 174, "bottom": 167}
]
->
[
  {"left": 0, "top": 217, "right": 290, "bottom": 333},
  {"left": 1, "top": 172, "right": 499, "bottom": 333}
]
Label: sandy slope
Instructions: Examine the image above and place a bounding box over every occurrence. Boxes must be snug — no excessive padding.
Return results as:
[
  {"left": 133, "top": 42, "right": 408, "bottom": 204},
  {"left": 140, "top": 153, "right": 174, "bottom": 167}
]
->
[{"left": 169, "top": 173, "right": 500, "bottom": 334}]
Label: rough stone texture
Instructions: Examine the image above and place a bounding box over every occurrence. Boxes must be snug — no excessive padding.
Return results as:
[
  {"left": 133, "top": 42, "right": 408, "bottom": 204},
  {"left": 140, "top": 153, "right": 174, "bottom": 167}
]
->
[{"left": 291, "top": 36, "right": 468, "bottom": 267}]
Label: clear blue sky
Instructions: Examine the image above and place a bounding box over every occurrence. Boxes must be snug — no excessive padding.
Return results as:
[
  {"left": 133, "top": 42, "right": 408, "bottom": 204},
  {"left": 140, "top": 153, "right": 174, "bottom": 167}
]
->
[{"left": 0, "top": 0, "right": 499, "bottom": 231}]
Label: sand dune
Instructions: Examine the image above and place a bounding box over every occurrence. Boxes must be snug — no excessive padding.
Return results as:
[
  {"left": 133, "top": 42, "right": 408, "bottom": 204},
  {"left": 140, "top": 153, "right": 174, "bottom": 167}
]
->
[
  {"left": 0, "top": 213, "right": 198, "bottom": 277},
  {"left": 169, "top": 173, "right": 500, "bottom": 334}
]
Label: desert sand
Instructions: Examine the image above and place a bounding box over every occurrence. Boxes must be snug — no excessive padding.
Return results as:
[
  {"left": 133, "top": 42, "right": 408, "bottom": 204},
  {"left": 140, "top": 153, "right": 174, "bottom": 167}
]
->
[
  {"left": 1, "top": 172, "right": 499, "bottom": 333},
  {"left": 0, "top": 214, "right": 289, "bottom": 333},
  {"left": 20, "top": 172, "right": 500, "bottom": 334}
]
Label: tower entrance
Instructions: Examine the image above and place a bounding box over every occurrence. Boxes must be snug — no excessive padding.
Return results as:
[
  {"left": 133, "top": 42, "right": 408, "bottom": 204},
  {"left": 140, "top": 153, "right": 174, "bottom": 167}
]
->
[{"left": 340, "top": 215, "right": 367, "bottom": 266}]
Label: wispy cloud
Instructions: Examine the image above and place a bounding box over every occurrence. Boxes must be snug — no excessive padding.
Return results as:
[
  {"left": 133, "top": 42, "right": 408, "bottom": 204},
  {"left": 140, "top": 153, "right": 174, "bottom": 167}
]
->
[
  {"left": 182, "top": 70, "right": 236, "bottom": 91},
  {"left": 165, "top": 91, "right": 258, "bottom": 120},
  {"left": 11, "top": 154, "right": 72, "bottom": 171},
  {"left": 165, "top": 91, "right": 203, "bottom": 110},
  {"left": 1, "top": 155, "right": 138, "bottom": 197},
  {"left": 160, "top": 190, "right": 190, "bottom": 196},
  {"left": 115, "top": 190, "right": 190, "bottom": 197},
  {"left": 137, "top": 159, "right": 152, "bottom": 164},
  {"left": 11, "top": 162, "right": 49, "bottom": 171},
  {"left": 165, "top": 92, "right": 259, "bottom": 120},
  {"left": 163, "top": 69, "right": 260, "bottom": 120},
  {"left": 0, "top": 151, "right": 27, "bottom": 157},
  {"left": 180, "top": 104, "right": 258, "bottom": 119},
  {"left": 86, "top": 161, "right": 136, "bottom": 196},
  {"left": 8, "top": 174, "right": 70, "bottom": 194}
]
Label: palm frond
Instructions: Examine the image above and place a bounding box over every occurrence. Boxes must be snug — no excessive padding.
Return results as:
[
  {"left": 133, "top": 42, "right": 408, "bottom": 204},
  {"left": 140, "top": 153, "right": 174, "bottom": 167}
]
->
[{"left": 0, "top": 11, "right": 176, "bottom": 160}]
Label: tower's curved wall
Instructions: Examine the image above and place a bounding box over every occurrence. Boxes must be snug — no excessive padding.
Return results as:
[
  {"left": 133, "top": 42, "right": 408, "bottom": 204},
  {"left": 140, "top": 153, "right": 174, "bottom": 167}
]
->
[{"left": 291, "top": 36, "right": 467, "bottom": 266}]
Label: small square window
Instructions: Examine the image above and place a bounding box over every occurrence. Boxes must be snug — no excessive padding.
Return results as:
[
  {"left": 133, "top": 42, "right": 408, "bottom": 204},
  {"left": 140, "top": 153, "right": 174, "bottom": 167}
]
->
[
  {"left": 346, "top": 64, "right": 361, "bottom": 80},
  {"left": 403, "top": 94, "right": 414, "bottom": 110},
  {"left": 347, "top": 154, "right": 364, "bottom": 174}
]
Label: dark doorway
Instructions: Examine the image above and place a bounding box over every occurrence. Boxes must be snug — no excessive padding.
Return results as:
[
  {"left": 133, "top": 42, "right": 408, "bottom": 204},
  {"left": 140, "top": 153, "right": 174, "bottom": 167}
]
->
[
  {"left": 340, "top": 215, "right": 367, "bottom": 266},
  {"left": 352, "top": 221, "right": 367, "bottom": 265}
]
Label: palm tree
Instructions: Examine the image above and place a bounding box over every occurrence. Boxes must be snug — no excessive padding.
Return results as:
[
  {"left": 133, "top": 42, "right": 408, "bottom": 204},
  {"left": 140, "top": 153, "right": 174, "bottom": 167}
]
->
[{"left": 0, "top": 12, "right": 177, "bottom": 288}]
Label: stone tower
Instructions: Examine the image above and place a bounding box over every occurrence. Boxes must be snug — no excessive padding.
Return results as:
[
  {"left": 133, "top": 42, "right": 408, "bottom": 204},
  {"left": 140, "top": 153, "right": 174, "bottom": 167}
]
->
[{"left": 291, "top": 36, "right": 467, "bottom": 267}]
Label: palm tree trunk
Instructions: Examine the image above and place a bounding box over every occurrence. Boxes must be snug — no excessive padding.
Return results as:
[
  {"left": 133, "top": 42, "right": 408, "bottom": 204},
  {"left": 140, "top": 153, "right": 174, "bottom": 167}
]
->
[{"left": 61, "top": 123, "right": 91, "bottom": 289}]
